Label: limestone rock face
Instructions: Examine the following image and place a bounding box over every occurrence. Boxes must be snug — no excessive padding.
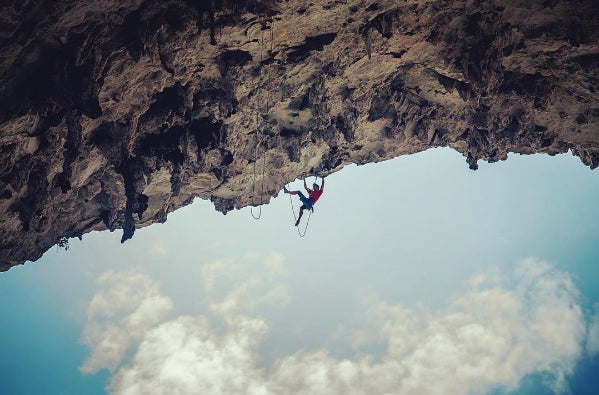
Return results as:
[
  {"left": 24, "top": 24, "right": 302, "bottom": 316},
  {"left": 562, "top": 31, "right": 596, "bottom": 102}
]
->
[{"left": 1, "top": 0, "right": 598, "bottom": 271}]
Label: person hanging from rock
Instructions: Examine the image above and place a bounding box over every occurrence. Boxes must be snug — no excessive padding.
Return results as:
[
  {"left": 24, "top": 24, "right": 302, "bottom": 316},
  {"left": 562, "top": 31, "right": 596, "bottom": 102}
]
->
[{"left": 284, "top": 176, "right": 325, "bottom": 226}]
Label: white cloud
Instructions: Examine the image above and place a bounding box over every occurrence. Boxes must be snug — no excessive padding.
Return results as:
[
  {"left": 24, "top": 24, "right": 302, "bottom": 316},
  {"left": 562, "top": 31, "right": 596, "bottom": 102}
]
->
[
  {"left": 80, "top": 270, "right": 173, "bottom": 374},
  {"left": 200, "top": 252, "right": 290, "bottom": 317},
  {"left": 81, "top": 258, "right": 591, "bottom": 395},
  {"left": 148, "top": 242, "right": 168, "bottom": 256},
  {"left": 264, "top": 251, "right": 285, "bottom": 275},
  {"left": 109, "top": 316, "right": 270, "bottom": 395},
  {"left": 587, "top": 304, "right": 599, "bottom": 356},
  {"left": 200, "top": 259, "right": 239, "bottom": 292},
  {"left": 360, "top": 258, "right": 584, "bottom": 394}
]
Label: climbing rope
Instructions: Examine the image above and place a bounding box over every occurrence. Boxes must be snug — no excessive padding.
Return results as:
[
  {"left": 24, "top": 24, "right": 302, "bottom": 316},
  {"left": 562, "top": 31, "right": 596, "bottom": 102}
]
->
[
  {"left": 267, "top": 34, "right": 316, "bottom": 237},
  {"left": 250, "top": 14, "right": 283, "bottom": 220},
  {"left": 249, "top": 14, "right": 316, "bottom": 237},
  {"left": 284, "top": 176, "right": 319, "bottom": 237},
  {"left": 250, "top": 122, "right": 266, "bottom": 219},
  {"left": 287, "top": 192, "right": 312, "bottom": 237},
  {"left": 250, "top": 16, "right": 270, "bottom": 220}
]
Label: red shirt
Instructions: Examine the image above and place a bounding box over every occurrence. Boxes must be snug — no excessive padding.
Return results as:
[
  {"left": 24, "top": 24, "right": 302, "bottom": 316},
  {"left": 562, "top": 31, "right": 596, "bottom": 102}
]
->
[{"left": 309, "top": 189, "right": 323, "bottom": 203}]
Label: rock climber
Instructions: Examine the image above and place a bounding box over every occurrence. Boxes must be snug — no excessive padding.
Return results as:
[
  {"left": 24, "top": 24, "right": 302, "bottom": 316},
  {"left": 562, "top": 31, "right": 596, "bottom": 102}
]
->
[{"left": 284, "top": 176, "right": 325, "bottom": 226}]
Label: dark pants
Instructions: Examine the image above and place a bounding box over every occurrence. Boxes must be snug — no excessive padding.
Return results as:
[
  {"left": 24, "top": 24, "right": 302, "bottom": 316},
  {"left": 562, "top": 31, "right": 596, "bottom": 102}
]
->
[{"left": 297, "top": 192, "right": 313, "bottom": 210}]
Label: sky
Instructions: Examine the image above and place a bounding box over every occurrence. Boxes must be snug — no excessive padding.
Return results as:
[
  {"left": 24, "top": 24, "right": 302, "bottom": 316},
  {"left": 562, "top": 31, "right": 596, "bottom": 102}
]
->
[{"left": 1, "top": 147, "right": 599, "bottom": 395}]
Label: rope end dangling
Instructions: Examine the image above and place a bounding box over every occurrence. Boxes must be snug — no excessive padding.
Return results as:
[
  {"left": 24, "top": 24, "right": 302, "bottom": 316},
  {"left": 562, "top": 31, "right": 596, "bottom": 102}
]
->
[{"left": 250, "top": 205, "right": 262, "bottom": 220}]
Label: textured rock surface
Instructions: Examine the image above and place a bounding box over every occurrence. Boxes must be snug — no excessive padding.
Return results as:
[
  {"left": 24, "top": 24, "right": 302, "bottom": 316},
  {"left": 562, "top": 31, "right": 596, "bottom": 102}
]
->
[{"left": 1, "top": 0, "right": 598, "bottom": 271}]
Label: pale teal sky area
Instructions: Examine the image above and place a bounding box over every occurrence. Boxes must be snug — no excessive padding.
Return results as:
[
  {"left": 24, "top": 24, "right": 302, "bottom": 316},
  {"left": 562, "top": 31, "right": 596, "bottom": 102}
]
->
[{"left": 1, "top": 148, "right": 599, "bottom": 394}]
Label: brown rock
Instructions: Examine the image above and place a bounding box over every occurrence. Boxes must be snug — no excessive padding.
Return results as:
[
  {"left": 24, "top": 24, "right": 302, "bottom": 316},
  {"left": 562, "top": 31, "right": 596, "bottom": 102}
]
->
[{"left": 1, "top": 0, "right": 598, "bottom": 270}]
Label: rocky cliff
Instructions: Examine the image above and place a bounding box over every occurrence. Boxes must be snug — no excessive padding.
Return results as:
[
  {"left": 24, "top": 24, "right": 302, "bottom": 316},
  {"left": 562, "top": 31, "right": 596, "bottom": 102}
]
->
[{"left": 1, "top": 0, "right": 598, "bottom": 271}]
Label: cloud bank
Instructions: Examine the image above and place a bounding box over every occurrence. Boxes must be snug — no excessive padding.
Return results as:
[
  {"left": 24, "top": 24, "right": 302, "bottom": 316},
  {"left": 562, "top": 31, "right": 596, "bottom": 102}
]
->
[
  {"left": 81, "top": 257, "right": 591, "bottom": 395},
  {"left": 587, "top": 304, "right": 599, "bottom": 356},
  {"left": 80, "top": 270, "right": 174, "bottom": 374}
]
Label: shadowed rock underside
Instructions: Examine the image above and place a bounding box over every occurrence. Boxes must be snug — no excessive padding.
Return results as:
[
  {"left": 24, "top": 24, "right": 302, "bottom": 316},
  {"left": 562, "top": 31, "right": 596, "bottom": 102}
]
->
[{"left": 1, "top": 0, "right": 598, "bottom": 271}]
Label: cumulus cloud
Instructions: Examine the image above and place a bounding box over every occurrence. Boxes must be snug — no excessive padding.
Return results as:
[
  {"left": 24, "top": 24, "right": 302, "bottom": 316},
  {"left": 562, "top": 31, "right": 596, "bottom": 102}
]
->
[
  {"left": 80, "top": 270, "right": 173, "bottom": 374},
  {"left": 81, "top": 258, "right": 591, "bottom": 395},
  {"left": 358, "top": 258, "right": 585, "bottom": 394},
  {"left": 148, "top": 242, "right": 168, "bottom": 256},
  {"left": 81, "top": 253, "right": 289, "bottom": 378},
  {"left": 109, "top": 316, "right": 270, "bottom": 395},
  {"left": 201, "top": 252, "right": 290, "bottom": 318},
  {"left": 587, "top": 304, "right": 599, "bottom": 356}
]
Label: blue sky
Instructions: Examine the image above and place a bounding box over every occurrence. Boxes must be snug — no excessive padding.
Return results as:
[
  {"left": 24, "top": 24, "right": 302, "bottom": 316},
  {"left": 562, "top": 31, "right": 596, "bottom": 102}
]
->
[{"left": 1, "top": 148, "right": 598, "bottom": 395}]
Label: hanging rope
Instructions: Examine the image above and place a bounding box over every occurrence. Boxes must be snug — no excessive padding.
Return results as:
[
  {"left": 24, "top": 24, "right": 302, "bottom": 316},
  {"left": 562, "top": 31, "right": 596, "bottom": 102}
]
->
[
  {"left": 287, "top": 192, "right": 312, "bottom": 237},
  {"left": 249, "top": 13, "right": 315, "bottom": 236},
  {"left": 265, "top": 25, "right": 315, "bottom": 237},
  {"left": 284, "top": 175, "right": 318, "bottom": 237},
  {"left": 250, "top": 123, "right": 266, "bottom": 219},
  {"left": 250, "top": 16, "right": 269, "bottom": 220},
  {"left": 250, "top": 13, "right": 281, "bottom": 220}
]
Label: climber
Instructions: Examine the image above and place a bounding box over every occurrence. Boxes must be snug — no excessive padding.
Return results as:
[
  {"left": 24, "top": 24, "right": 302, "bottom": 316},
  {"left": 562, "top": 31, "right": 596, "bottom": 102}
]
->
[{"left": 284, "top": 176, "right": 325, "bottom": 226}]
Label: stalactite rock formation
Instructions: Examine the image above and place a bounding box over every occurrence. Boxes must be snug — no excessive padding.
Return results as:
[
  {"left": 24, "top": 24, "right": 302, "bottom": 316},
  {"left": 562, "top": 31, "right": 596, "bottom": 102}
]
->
[{"left": 1, "top": 0, "right": 598, "bottom": 270}]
